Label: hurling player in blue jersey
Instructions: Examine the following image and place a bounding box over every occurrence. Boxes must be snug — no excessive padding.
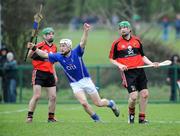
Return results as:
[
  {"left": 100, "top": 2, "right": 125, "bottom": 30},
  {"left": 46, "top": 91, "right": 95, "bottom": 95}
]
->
[{"left": 27, "top": 23, "right": 119, "bottom": 122}]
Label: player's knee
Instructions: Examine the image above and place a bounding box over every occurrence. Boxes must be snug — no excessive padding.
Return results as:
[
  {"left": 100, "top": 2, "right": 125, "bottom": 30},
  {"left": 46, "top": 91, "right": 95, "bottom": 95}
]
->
[
  {"left": 94, "top": 101, "right": 102, "bottom": 107},
  {"left": 130, "top": 97, "right": 137, "bottom": 102},
  {"left": 49, "top": 95, "right": 56, "bottom": 101},
  {"left": 130, "top": 93, "right": 138, "bottom": 102},
  {"left": 141, "top": 92, "right": 149, "bottom": 99}
]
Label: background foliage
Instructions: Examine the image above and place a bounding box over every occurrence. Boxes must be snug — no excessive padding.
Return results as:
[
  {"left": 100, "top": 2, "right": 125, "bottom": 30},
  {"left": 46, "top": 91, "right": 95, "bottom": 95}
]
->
[{"left": 2, "top": 0, "right": 180, "bottom": 64}]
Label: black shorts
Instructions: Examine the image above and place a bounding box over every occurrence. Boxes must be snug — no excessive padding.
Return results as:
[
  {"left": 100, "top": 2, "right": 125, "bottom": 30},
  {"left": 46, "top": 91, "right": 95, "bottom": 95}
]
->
[
  {"left": 32, "top": 70, "right": 56, "bottom": 87},
  {"left": 124, "top": 68, "right": 148, "bottom": 93}
]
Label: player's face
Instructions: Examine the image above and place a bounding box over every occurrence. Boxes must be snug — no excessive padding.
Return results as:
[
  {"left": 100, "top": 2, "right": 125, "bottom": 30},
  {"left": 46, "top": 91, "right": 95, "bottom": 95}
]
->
[
  {"left": 59, "top": 43, "right": 71, "bottom": 55},
  {"left": 119, "top": 26, "right": 131, "bottom": 36},
  {"left": 44, "top": 32, "right": 54, "bottom": 43}
]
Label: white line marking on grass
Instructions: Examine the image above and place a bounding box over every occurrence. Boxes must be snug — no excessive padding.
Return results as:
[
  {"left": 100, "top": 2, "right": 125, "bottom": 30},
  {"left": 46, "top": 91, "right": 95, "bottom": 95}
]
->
[
  {"left": 150, "top": 120, "right": 180, "bottom": 124},
  {"left": 0, "top": 107, "right": 81, "bottom": 115},
  {"left": 0, "top": 109, "right": 27, "bottom": 114}
]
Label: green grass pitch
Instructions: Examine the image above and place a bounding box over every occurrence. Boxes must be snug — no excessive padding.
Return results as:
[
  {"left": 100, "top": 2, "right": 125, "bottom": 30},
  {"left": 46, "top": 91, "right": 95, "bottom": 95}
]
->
[{"left": 0, "top": 104, "right": 180, "bottom": 136}]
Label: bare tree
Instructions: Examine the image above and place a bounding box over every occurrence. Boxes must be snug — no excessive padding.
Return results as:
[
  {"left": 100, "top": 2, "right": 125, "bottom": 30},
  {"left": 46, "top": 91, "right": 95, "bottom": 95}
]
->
[{"left": 2, "top": 0, "right": 44, "bottom": 63}]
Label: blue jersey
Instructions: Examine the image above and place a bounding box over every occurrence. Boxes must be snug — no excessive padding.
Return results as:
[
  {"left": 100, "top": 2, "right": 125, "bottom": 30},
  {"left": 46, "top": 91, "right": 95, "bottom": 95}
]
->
[{"left": 48, "top": 45, "right": 90, "bottom": 83}]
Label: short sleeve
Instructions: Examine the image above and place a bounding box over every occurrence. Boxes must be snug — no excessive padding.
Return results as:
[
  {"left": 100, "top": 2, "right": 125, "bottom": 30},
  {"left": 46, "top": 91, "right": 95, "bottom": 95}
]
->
[
  {"left": 139, "top": 44, "right": 145, "bottom": 56},
  {"left": 134, "top": 36, "right": 145, "bottom": 56},
  {"left": 109, "top": 41, "right": 118, "bottom": 59},
  {"left": 73, "top": 44, "right": 84, "bottom": 57}
]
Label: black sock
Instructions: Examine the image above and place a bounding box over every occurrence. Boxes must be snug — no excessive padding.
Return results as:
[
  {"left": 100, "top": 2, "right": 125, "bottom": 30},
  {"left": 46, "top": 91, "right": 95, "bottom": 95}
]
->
[
  {"left": 129, "top": 107, "right": 135, "bottom": 115},
  {"left": 27, "top": 111, "right": 33, "bottom": 118},
  {"left": 139, "top": 113, "right": 145, "bottom": 121},
  {"left": 48, "top": 112, "right": 54, "bottom": 119}
]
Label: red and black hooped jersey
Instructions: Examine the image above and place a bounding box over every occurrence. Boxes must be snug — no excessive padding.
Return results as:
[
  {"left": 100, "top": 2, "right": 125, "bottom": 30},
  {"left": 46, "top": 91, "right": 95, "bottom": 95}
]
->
[
  {"left": 31, "top": 41, "right": 57, "bottom": 73},
  {"left": 109, "top": 35, "right": 145, "bottom": 68}
]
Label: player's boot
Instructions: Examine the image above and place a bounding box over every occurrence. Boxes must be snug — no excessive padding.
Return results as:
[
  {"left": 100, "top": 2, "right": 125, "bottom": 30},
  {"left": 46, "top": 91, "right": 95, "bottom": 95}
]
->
[
  {"left": 26, "top": 117, "right": 33, "bottom": 123},
  {"left": 139, "top": 119, "right": 149, "bottom": 124},
  {"left": 48, "top": 118, "right": 58, "bottom": 123},
  {"left": 128, "top": 114, "right": 135, "bottom": 124},
  {"left": 109, "top": 100, "right": 120, "bottom": 117},
  {"left": 91, "top": 113, "right": 101, "bottom": 122}
]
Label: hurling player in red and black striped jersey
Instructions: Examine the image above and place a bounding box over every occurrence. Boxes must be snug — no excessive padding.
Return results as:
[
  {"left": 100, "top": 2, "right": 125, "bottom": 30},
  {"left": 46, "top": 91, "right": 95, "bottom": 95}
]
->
[
  {"left": 26, "top": 27, "right": 58, "bottom": 123},
  {"left": 109, "top": 21, "right": 159, "bottom": 124}
]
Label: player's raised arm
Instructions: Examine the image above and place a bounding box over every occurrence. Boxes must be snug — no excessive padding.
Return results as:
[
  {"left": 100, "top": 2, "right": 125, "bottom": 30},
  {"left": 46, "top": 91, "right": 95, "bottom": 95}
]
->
[
  {"left": 80, "top": 23, "right": 91, "bottom": 49},
  {"left": 27, "top": 42, "right": 49, "bottom": 58}
]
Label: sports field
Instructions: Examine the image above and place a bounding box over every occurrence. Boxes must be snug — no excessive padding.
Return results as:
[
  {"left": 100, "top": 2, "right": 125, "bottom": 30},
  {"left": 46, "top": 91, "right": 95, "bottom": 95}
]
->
[
  {"left": 1, "top": 25, "right": 180, "bottom": 136},
  {"left": 0, "top": 104, "right": 180, "bottom": 136}
]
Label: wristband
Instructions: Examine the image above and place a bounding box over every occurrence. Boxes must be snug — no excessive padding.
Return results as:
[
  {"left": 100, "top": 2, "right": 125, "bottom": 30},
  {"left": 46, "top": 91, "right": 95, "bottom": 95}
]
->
[
  {"left": 32, "top": 46, "right": 37, "bottom": 51},
  {"left": 33, "top": 21, "right": 38, "bottom": 29}
]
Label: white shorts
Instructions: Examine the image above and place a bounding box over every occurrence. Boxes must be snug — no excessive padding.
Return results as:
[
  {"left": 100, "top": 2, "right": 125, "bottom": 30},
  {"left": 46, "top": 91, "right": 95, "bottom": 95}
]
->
[
  {"left": 70, "top": 77, "right": 98, "bottom": 94},
  {"left": 177, "top": 80, "right": 180, "bottom": 89}
]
